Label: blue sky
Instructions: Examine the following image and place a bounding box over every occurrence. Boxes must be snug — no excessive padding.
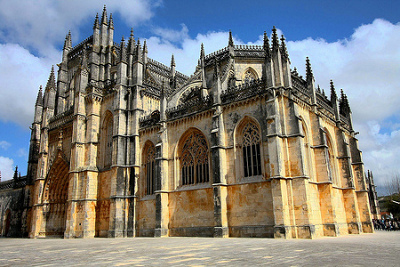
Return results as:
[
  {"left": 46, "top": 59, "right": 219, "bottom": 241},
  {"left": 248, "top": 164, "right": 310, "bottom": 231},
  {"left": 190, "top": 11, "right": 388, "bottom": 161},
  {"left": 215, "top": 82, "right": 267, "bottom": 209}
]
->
[{"left": 0, "top": 0, "right": 399, "bottom": 195}]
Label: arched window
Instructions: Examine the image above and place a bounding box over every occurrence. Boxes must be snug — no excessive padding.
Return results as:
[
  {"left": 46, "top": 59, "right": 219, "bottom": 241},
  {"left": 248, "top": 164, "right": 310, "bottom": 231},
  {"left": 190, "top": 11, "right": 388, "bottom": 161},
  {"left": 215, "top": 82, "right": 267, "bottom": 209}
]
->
[
  {"left": 239, "top": 119, "right": 262, "bottom": 178},
  {"left": 179, "top": 130, "right": 209, "bottom": 185},
  {"left": 326, "top": 132, "right": 339, "bottom": 186},
  {"left": 143, "top": 142, "right": 156, "bottom": 195},
  {"left": 302, "top": 121, "right": 314, "bottom": 180},
  {"left": 103, "top": 113, "right": 113, "bottom": 169},
  {"left": 242, "top": 68, "right": 258, "bottom": 85}
]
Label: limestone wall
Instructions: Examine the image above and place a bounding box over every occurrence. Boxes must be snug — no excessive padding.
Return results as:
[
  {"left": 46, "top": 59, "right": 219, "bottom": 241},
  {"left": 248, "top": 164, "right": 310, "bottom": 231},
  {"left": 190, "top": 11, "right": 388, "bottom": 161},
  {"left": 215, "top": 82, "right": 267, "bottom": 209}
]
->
[
  {"left": 227, "top": 182, "right": 274, "bottom": 237},
  {"left": 168, "top": 188, "right": 214, "bottom": 236}
]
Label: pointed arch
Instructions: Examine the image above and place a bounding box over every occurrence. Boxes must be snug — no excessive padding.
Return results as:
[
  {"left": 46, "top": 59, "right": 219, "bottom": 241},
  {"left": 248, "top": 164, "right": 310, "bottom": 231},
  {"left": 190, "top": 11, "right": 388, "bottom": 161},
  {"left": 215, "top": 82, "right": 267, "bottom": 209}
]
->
[
  {"left": 235, "top": 117, "right": 262, "bottom": 178},
  {"left": 324, "top": 128, "right": 339, "bottom": 186},
  {"left": 99, "top": 111, "right": 113, "bottom": 169},
  {"left": 242, "top": 67, "right": 258, "bottom": 85},
  {"left": 42, "top": 151, "right": 70, "bottom": 236},
  {"left": 178, "top": 128, "right": 210, "bottom": 185},
  {"left": 3, "top": 209, "right": 11, "bottom": 236},
  {"left": 142, "top": 141, "right": 156, "bottom": 195},
  {"left": 301, "top": 118, "right": 314, "bottom": 180}
]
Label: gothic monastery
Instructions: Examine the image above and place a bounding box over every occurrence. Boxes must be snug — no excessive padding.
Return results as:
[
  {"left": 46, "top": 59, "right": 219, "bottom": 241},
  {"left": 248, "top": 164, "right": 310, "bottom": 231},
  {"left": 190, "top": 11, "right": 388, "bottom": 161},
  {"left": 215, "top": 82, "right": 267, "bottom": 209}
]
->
[{"left": 0, "top": 7, "right": 375, "bottom": 238}]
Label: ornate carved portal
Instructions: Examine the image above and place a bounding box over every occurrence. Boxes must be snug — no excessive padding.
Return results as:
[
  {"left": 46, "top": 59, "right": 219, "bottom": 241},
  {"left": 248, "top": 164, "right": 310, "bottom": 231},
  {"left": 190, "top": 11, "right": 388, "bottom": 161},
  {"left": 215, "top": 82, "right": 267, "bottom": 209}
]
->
[
  {"left": 42, "top": 154, "right": 69, "bottom": 237},
  {"left": 180, "top": 130, "right": 210, "bottom": 185}
]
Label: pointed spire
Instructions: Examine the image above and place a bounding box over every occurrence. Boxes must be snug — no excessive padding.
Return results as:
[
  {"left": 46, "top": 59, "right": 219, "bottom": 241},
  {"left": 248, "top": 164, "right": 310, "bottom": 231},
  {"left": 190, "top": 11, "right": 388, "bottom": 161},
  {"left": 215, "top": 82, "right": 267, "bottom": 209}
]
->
[
  {"left": 128, "top": 28, "right": 135, "bottom": 54},
  {"left": 13, "top": 166, "right": 18, "bottom": 179},
  {"left": 200, "top": 43, "right": 205, "bottom": 60},
  {"left": 93, "top": 13, "right": 100, "bottom": 29},
  {"left": 330, "top": 80, "right": 337, "bottom": 100},
  {"left": 306, "top": 57, "right": 313, "bottom": 77},
  {"left": 280, "top": 35, "right": 288, "bottom": 57},
  {"left": 340, "top": 89, "right": 345, "bottom": 101},
  {"left": 36, "top": 86, "right": 43, "bottom": 106},
  {"left": 64, "top": 31, "right": 72, "bottom": 49},
  {"left": 228, "top": 30, "right": 234, "bottom": 47},
  {"left": 171, "top": 54, "right": 176, "bottom": 67},
  {"left": 271, "top": 26, "right": 279, "bottom": 50},
  {"left": 120, "top": 36, "right": 126, "bottom": 62},
  {"left": 46, "top": 66, "right": 56, "bottom": 91},
  {"left": 143, "top": 39, "right": 148, "bottom": 54},
  {"left": 136, "top": 38, "right": 142, "bottom": 62},
  {"left": 108, "top": 13, "right": 114, "bottom": 29},
  {"left": 101, "top": 5, "right": 108, "bottom": 25},
  {"left": 344, "top": 93, "right": 351, "bottom": 113},
  {"left": 263, "top": 31, "right": 271, "bottom": 58},
  {"left": 200, "top": 44, "right": 206, "bottom": 88}
]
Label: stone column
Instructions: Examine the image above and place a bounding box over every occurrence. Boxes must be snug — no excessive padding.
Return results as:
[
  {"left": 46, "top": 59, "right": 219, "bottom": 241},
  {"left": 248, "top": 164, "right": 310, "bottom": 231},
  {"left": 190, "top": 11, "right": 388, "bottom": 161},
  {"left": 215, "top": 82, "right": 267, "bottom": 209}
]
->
[{"left": 210, "top": 106, "right": 229, "bottom": 237}]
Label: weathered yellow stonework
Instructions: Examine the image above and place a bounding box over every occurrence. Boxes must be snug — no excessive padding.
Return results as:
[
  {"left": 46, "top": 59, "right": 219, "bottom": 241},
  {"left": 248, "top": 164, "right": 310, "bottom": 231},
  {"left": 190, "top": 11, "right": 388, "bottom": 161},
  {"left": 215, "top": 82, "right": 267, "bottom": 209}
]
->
[{"left": 22, "top": 7, "right": 374, "bottom": 239}]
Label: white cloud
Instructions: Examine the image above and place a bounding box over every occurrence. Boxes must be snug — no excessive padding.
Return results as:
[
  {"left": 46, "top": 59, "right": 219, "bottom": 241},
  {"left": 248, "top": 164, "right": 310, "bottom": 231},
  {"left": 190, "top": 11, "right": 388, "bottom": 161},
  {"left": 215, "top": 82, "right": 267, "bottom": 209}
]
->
[
  {"left": 285, "top": 19, "right": 400, "bottom": 192},
  {"left": 152, "top": 24, "right": 189, "bottom": 43},
  {"left": 0, "top": 0, "right": 162, "bottom": 56},
  {"left": 0, "top": 156, "right": 14, "bottom": 181},
  {"left": 0, "top": 43, "right": 59, "bottom": 127},
  {"left": 17, "top": 148, "right": 28, "bottom": 158},
  {"left": 0, "top": 141, "right": 11, "bottom": 150}
]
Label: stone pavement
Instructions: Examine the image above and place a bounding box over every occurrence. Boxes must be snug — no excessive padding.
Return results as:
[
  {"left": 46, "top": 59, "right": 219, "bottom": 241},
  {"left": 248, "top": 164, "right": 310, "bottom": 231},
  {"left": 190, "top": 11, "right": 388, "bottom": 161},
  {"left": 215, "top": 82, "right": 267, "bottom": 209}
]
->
[{"left": 0, "top": 231, "right": 399, "bottom": 266}]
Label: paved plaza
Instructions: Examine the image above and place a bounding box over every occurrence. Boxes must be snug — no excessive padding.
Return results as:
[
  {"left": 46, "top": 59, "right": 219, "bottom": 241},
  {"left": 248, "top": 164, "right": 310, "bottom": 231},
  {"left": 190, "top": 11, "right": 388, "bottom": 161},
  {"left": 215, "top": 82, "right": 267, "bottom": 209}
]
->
[{"left": 0, "top": 231, "right": 399, "bottom": 266}]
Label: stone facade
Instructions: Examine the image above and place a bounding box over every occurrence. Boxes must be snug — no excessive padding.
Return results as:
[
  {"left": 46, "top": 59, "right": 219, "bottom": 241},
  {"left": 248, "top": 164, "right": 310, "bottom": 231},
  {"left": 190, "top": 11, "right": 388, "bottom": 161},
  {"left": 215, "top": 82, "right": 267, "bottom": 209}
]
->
[
  {"left": 2, "top": 7, "right": 375, "bottom": 238},
  {"left": 0, "top": 169, "right": 31, "bottom": 237}
]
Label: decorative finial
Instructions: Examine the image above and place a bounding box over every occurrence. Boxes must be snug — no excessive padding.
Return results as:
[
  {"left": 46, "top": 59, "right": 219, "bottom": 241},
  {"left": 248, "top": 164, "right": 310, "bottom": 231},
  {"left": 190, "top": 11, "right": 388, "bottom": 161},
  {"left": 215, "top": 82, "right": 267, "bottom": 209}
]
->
[
  {"left": 263, "top": 31, "right": 271, "bottom": 58},
  {"left": 13, "top": 166, "right": 18, "bottom": 179},
  {"left": 109, "top": 13, "right": 114, "bottom": 29},
  {"left": 93, "top": 13, "right": 100, "bottom": 29},
  {"left": 171, "top": 54, "right": 175, "bottom": 67},
  {"left": 228, "top": 30, "right": 234, "bottom": 47},
  {"left": 101, "top": 5, "right": 108, "bottom": 25},
  {"left": 143, "top": 39, "right": 148, "bottom": 54},
  {"left": 120, "top": 36, "right": 126, "bottom": 62},
  {"left": 330, "top": 80, "right": 337, "bottom": 100},
  {"left": 200, "top": 43, "right": 205, "bottom": 59},
  {"left": 280, "top": 35, "right": 288, "bottom": 57},
  {"left": 272, "top": 26, "right": 279, "bottom": 49},
  {"left": 45, "top": 66, "right": 56, "bottom": 91},
  {"left": 36, "top": 85, "right": 43, "bottom": 106}
]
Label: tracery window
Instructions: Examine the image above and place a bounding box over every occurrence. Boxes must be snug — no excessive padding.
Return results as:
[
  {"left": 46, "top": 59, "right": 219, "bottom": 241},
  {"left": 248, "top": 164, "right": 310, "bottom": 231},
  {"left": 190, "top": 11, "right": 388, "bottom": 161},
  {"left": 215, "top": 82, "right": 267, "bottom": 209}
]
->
[
  {"left": 302, "top": 122, "right": 314, "bottom": 180},
  {"left": 180, "top": 130, "right": 210, "bottom": 185},
  {"left": 100, "top": 113, "right": 113, "bottom": 169},
  {"left": 326, "top": 133, "right": 339, "bottom": 186},
  {"left": 241, "top": 121, "right": 262, "bottom": 177},
  {"left": 143, "top": 143, "right": 156, "bottom": 195},
  {"left": 243, "top": 69, "right": 257, "bottom": 85}
]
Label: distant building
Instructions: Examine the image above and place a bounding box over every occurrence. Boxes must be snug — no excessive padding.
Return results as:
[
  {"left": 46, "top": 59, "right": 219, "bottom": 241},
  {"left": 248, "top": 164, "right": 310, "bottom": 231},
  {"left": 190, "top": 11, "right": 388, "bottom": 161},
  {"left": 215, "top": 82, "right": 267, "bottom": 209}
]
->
[{"left": 0, "top": 7, "right": 374, "bottom": 238}]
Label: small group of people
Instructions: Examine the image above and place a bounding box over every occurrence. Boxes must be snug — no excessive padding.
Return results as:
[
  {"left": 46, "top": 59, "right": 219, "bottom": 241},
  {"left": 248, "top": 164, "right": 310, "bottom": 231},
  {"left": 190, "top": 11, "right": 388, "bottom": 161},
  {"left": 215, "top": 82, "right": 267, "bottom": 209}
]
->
[{"left": 372, "top": 219, "right": 400, "bottom": 230}]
